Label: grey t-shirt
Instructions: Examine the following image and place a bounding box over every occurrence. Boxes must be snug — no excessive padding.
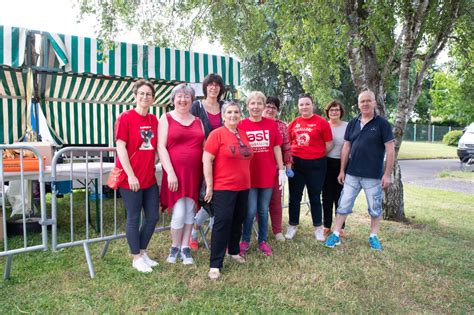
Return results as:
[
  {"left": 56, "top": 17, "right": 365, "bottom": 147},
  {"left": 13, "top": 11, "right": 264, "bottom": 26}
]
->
[{"left": 327, "top": 121, "right": 348, "bottom": 159}]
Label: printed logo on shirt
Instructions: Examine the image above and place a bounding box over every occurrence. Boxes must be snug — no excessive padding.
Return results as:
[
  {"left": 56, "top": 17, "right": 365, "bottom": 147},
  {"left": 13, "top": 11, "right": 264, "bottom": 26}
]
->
[
  {"left": 228, "top": 144, "right": 253, "bottom": 159},
  {"left": 246, "top": 130, "right": 270, "bottom": 152},
  {"left": 296, "top": 133, "right": 310, "bottom": 146},
  {"left": 139, "top": 126, "right": 155, "bottom": 150}
]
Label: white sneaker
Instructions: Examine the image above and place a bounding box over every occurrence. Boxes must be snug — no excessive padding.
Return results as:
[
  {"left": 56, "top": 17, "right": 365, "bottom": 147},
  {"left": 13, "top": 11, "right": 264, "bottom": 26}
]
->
[
  {"left": 132, "top": 257, "right": 153, "bottom": 273},
  {"left": 315, "top": 227, "right": 325, "bottom": 242},
  {"left": 141, "top": 252, "right": 158, "bottom": 267},
  {"left": 285, "top": 225, "right": 298, "bottom": 240},
  {"left": 181, "top": 247, "right": 194, "bottom": 265},
  {"left": 275, "top": 232, "right": 286, "bottom": 242}
]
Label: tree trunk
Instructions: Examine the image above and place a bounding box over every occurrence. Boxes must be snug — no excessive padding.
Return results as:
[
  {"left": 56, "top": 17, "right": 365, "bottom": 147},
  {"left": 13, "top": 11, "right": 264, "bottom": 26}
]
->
[{"left": 382, "top": 160, "right": 405, "bottom": 221}]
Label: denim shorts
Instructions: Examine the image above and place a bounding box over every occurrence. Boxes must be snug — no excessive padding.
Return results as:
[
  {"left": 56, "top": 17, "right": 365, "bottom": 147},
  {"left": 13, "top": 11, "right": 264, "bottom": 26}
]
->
[{"left": 336, "top": 174, "right": 383, "bottom": 218}]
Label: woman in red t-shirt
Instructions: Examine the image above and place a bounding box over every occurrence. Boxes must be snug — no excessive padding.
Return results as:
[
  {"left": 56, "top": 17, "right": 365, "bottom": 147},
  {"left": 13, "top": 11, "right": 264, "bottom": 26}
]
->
[
  {"left": 286, "top": 93, "right": 334, "bottom": 242},
  {"left": 238, "top": 91, "right": 285, "bottom": 257},
  {"left": 115, "top": 79, "right": 159, "bottom": 273},
  {"left": 203, "top": 101, "right": 253, "bottom": 280}
]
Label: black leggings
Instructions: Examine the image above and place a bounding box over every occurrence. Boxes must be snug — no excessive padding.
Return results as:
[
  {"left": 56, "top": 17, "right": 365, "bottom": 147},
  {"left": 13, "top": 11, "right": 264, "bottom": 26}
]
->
[
  {"left": 322, "top": 157, "right": 345, "bottom": 229},
  {"left": 120, "top": 184, "right": 160, "bottom": 255}
]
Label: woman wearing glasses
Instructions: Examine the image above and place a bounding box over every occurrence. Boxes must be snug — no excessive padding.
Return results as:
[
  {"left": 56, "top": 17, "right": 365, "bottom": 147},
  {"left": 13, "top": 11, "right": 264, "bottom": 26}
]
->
[
  {"left": 115, "top": 79, "right": 159, "bottom": 273},
  {"left": 203, "top": 101, "right": 253, "bottom": 280},
  {"left": 239, "top": 91, "right": 285, "bottom": 257},
  {"left": 322, "top": 100, "right": 348, "bottom": 237},
  {"left": 189, "top": 73, "right": 225, "bottom": 250},
  {"left": 262, "top": 96, "right": 293, "bottom": 242},
  {"left": 286, "top": 93, "right": 333, "bottom": 242},
  {"left": 159, "top": 84, "right": 205, "bottom": 265}
]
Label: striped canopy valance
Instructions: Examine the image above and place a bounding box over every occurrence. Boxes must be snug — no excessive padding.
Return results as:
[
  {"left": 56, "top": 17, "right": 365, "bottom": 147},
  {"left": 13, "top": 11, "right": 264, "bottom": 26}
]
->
[{"left": 46, "top": 32, "right": 240, "bottom": 86}]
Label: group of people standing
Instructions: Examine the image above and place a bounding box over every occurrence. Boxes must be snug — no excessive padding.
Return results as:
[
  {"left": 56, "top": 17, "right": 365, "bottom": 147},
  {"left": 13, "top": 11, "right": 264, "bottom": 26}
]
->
[{"left": 114, "top": 74, "right": 395, "bottom": 279}]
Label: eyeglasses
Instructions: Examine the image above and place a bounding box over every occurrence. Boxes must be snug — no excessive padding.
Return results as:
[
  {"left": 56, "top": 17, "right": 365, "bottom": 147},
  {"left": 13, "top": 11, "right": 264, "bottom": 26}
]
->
[
  {"left": 265, "top": 104, "right": 278, "bottom": 111},
  {"left": 137, "top": 91, "right": 154, "bottom": 98},
  {"left": 329, "top": 108, "right": 341, "bottom": 112}
]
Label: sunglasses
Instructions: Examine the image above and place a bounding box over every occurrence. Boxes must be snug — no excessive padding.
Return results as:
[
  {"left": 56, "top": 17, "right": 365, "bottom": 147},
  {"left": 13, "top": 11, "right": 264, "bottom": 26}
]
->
[{"left": 233, "top": 129, "right": 252, "bottom": 158}]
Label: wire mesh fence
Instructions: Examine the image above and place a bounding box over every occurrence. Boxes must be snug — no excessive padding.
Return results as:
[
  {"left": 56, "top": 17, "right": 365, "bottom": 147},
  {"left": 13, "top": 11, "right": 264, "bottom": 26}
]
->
[{"left": 403, "top": 124, "right": 463, "bottom": 142}]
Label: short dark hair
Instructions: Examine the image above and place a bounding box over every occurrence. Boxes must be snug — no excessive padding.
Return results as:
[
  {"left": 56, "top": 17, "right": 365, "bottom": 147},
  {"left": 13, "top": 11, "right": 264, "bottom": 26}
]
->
[
  {"left": 298, "top": 93, "right": 313, "bottom": 104},
  {"left": 266, "top": 96, "right": 281, "bottom": 111},
  {"left": 325, "top": 100, "right": 345, "bottom": 119},
  {"left": 132, "top": 79, "right": 155, "bottom": 97},
  {"left": 202, "top": 73, "right": 225, "bottom": 100}
]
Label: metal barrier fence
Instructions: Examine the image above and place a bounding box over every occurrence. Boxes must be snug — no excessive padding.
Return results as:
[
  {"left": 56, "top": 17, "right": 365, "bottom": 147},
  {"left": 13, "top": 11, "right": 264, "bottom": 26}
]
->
[
  {"left": 50, "top": 146, "right": 169, "bottom": 279},
  {"left": 403, "top": 124, "right": 463, "bottom": 142},
  {"left": 0, "top": 144, "right": 48, "bottom": 280}
]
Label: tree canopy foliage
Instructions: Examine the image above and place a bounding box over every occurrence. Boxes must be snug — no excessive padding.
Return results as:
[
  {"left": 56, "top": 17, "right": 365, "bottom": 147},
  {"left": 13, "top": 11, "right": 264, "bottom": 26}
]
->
[{"left": 78, "top": 0, "right": 471, "bottom": 220}]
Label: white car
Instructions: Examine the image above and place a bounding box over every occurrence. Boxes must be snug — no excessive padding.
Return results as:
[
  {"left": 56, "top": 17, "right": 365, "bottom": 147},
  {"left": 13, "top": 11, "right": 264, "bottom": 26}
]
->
[{"left": 457, "top": 123, "right": 474, "bottom": 161}]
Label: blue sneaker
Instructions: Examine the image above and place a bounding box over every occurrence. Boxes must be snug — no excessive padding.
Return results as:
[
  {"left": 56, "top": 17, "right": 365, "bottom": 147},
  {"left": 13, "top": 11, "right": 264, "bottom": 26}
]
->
[
  {"left": 323, "top": 233, "right": 341, "bottom": 248},
  {"left": 368, "top": 235, "right": 383, "bottom": 251}
]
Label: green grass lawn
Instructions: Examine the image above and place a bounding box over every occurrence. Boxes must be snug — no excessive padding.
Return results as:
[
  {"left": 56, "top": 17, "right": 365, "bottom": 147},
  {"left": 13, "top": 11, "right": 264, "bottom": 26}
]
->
[
  {"left": 439, "top": 170, "right": 474, "bottom": 181},
  {"left": 0, "top": 186, "right": 473, "bottom": 313},
  {"left": 398, "top": 141, "right": 458, "bottom": 160}
]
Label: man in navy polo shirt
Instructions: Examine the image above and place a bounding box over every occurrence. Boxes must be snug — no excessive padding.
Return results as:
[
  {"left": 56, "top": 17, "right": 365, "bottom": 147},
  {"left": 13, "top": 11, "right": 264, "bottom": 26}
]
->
[{"left": 324, "top": 90, "right": 395, "bottom": 250}]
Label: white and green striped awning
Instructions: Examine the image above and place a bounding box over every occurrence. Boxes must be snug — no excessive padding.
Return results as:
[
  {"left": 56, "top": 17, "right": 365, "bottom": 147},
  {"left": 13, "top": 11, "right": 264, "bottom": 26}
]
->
[
  {"left": 40, "top": 101, "right": 164, "bottom": 146},
  {"left": 0, "top": 26, "right": 27, "bottom": 68},
  {"left": 46, "top": 32, "right": 241, "bottom": 86},
  {"left": 0, "top": 67, "right": 28, "bottom": 144},
  {"left": 40, "top": 73, "right": 169, "bottom": 145},
  {"left": 0, "top": 25, "right": 241, "bottom": 145},
  {"left": 0, "top": 26, "right": 28, "bottom": 143}
]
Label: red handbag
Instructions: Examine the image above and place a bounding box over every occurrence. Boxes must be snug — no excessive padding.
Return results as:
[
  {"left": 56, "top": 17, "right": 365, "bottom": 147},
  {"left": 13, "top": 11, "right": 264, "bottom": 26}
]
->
[{"left": 107, "top": 152, "right": 138, "bottom": 190}]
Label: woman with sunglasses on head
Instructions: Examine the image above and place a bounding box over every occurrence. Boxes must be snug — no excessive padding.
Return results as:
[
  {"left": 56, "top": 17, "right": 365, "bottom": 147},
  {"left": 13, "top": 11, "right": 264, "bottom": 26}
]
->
[
  {"left": 239, "top": 91, "right": 285, "bottom": 257},
  {"left": 115, "top": 79, "right": 159, "bottom": 273},
  {"left": 203, "top": 101, "right": 253, "bottom": 280},
  {"left": 159, "top": 83, "right": 205, "bottom": 265},
  {"left": 322, "top": 100, "right": 348, "bottom": 237},
  {"left": 286, "top": 93, "right": 333, "bottom": 242},
  {"left": 189, "top": 73, "right": 225, "bottom": 250}
]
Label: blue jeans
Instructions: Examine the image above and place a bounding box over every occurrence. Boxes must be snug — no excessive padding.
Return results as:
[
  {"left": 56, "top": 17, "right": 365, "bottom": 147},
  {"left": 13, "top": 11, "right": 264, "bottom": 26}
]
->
[
  {"left": 336, "top": 174, "right": 383, "bottom": 218},
  {"left": 241, "top": 188, "right": 273, "bottom": 243}
]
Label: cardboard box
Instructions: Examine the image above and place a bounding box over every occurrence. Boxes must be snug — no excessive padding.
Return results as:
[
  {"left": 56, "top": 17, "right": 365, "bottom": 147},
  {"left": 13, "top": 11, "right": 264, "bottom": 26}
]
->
[{"left": 13, "top": 142, "right": 54, "bottom": 166}]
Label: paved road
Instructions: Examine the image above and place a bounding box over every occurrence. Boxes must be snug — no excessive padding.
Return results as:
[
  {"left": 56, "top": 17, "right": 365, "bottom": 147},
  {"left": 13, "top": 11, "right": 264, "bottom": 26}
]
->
[{"left": 399, "top": 159, "right": 473, "bottom": 194}]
